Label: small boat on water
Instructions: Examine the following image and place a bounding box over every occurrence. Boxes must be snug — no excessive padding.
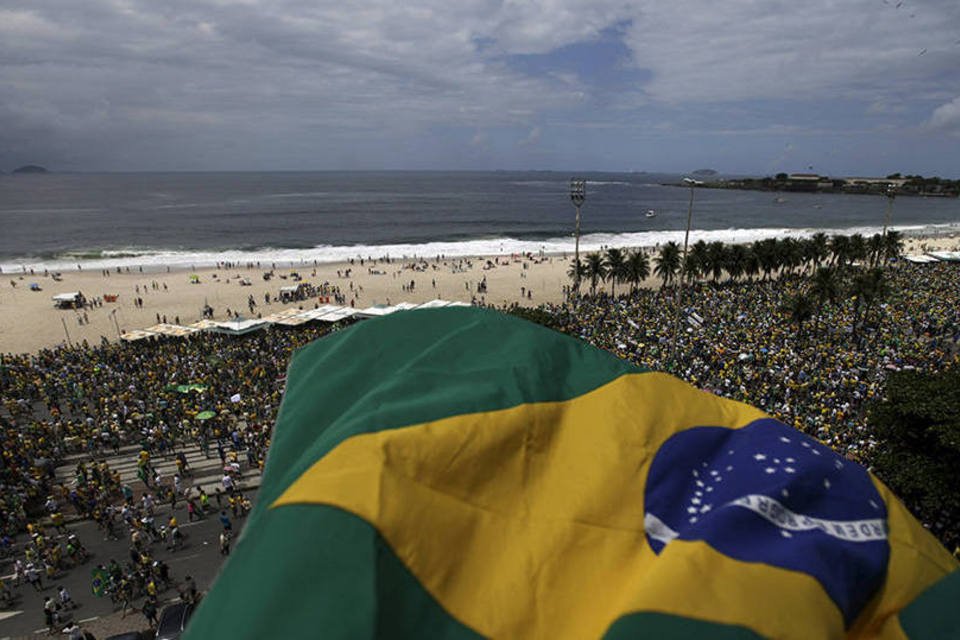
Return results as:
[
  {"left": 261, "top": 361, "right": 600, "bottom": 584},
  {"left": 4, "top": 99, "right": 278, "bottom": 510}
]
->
[{"left": 645, "top": 209, "right": 657, "bottom": 218}]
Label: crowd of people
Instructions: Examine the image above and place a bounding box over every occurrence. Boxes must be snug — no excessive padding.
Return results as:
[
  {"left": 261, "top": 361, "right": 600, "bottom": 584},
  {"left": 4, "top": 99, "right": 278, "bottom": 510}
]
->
[
  {"left": 539, "top": 261, "right": 960, "bottom": 549},
  {"left": 0, "top": 321, "right": 349, "bottom": 633},
  {"left": 1, "top": 254, "right": 959, "bottom": 632}
]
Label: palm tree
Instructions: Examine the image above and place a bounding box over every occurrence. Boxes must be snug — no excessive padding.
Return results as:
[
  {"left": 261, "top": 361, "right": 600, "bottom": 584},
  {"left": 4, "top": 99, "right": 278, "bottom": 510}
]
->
[
  {"left": 654, "top": 242, "right": 681, "bottom": 288},
  {"left": 867, "top": 233, "right": 885, "bottom": 268},
  {"left": 688, "top": 240, "right": 709, "bottom": 282},
  {"left": 782, "top": 292, "right": 816, "bottom": 340},
  {"left": 829, "top": 234, "right": 850, "bottom": 269},
  {"left": 706, "top": 241, "right": 726, "bottom": 282},
  {"left": 566, "top": 259, "right": 587, "bottom": 292},
  {"left": 810, "top": 232, "right": 829, "bottom": 269},
  {"left": 585, "top": 253, "right": 607, "bottom": 296},
  {"left": 808, "top": 267, "right": 841, "bottom": 337},
  {"left": 604, "top": 247, "right": 628, "bottom": 296},
  {"left": 726, "top": 244, "right": 748, "bottom": 283},
  {"left": 848, "top": 233, "right": 867, "bottom": 268},
  {"left": 850, "top": 268, "right": 889, "bottom": 344},
  {"left": 754, "top": 238, "right": 779, "bottom": 280},
  {"left": 743, "top": 245, "right": 761, "bottom": 282},
  {"left": 625, "top": 249, "right": 651, "bottom": 293},
  {"left": 883, "top": 230, "right": 904, "bottom": 264},
  {"left": 779, "top": 237, "right": 802, "bottom": 277}
]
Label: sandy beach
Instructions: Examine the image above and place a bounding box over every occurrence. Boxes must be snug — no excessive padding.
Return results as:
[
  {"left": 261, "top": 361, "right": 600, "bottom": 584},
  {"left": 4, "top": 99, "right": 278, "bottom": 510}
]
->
[{"left": 0, "top": 235, "right": 956, "bottom": 354}]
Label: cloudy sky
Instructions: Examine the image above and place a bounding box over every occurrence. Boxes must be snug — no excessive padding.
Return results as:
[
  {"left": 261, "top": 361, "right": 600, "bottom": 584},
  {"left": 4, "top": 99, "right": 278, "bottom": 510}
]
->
[{"left": 2, "top": 0, "right": 959, "bottom": 174}]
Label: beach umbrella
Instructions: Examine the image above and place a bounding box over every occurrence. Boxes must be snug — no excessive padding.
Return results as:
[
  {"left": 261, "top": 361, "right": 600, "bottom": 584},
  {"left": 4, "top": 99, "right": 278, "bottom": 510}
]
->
[
  {"left": 187, "top": 308, "right": 959, "bottom": 640},
  {"left": 196, "top": 410, "right": 216, "bottom": 421}
]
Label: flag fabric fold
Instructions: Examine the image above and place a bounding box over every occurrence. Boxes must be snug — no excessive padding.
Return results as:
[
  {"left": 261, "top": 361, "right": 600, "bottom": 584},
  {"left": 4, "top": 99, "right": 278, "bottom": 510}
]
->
[{"left": 185, "top": 307, "right": 958, "bottom": 639}]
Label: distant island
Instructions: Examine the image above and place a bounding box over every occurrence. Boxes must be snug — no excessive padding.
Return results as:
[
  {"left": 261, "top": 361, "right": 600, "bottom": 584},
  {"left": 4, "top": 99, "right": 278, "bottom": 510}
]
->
[
  {"left": 691, "top": 169, "right": 718, "bottom": 177},
  {"left": 669, "top": 172, "right": 958, "bottom": 198},
  {"left": 12, "top": 165, "right": 48, "bottom": 174}
]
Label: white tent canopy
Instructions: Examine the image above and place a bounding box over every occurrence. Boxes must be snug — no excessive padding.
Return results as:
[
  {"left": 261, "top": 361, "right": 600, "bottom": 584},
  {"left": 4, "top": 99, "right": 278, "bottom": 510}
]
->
[
  {"left": 119, "top": 300, "right": 470, "bottom": 345},
  {"left": 144, "top": 323, "right": 200, "bottom": 337},
  {"left": 208, "top": 318, "right": 268, "bottom": 336},
  {"left": 52, "top": 292, "right": 82, "bottom": 308},
  {"left": 927, "top": 251, "right": 960, "bottom": 263}
]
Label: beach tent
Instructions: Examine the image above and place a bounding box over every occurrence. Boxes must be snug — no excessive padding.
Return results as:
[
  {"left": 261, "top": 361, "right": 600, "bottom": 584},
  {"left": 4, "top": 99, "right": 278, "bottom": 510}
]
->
[
  {"left": 356, "top": 305, "right": 403, "bottom": 318},
  {"left": 904, "top": 255, "right": 940, "bottom": 264},
  {"left": 294, "top": 305, "right": 345, "bottom": 323},
  {"left": 52, "top": 292, "right": 82, "bottom": 309},
  {"left": 185, "top": 308, "right": 959, "bottom": 640},
  {"left": 144, "top": 323, "right": 200, "bottom": 338},
  {"left": 313, "top": 307, "right": 359, "bottom": 323},
  {"left": 119, "top": 329, "right": 157, "bottom": 342},
  {"left": 188, "top": 319, "right": 219, "bottom": 331},
  {"left": 262, "top": 308, "right": 304, "bottom": 324},
  {"left": 413, "top": 299, "right": 455, "bottom": 309},
  {"left": 207, "top": 318, "right": 267, "bottom": 336},
  {"left": 275, "top": 313, "right": 314, "bottom": 327},
  {"left": 927, "top": 251, "right": 960, "bottom": 263},
  {"left": 208, "top": 318, "right": 268, "bottom": 336}
]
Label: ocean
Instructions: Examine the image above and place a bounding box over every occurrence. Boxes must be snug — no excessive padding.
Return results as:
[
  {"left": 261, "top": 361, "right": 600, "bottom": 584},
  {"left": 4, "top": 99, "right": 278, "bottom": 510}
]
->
[{"left": 1, "top": 171, "right": 958, "bottom": 272}]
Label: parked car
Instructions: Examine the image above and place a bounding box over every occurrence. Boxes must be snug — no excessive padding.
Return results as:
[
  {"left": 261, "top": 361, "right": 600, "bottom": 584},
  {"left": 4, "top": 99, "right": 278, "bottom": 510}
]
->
[{"left": 155, "top": 602, "right": 194, "bottom": 640}]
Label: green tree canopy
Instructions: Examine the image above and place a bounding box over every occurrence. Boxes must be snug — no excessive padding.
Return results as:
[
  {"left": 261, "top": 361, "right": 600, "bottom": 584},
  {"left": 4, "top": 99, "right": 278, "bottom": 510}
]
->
[{"left": 868, "top": 369, "right": 960, "bottom": 536}]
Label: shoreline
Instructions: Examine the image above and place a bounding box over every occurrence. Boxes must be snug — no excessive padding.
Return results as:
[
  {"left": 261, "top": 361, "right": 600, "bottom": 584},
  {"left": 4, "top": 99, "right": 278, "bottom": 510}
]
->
[
  {"left": 3, "top": 222, "right": 960, "bottom": 275},
  {"left": 1, "top": 233, "right": 958, "bottom": 355}
]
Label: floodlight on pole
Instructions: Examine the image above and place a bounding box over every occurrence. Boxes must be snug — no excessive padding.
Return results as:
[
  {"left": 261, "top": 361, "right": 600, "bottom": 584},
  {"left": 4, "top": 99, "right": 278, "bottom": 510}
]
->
[
  {"left": 570, "top": 178, "right": 586, "bottom": 290},
  {"left": 669, "top": 177, "right": 702, "bottom": 369}
]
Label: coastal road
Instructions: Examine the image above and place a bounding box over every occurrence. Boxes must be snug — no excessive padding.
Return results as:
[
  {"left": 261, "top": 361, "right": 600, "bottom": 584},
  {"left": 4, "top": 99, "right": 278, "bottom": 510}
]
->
[
  {"left": 0, "top": 441, "right": 262, "bottom": 639},
  {"left": 0, "top": 489, "right": 257, "bottom": 638}
]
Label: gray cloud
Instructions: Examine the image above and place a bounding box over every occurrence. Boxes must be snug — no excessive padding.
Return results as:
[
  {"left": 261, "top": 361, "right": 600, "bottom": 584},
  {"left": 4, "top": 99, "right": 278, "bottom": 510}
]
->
[
  {"left": 1, "top": 0, "right": 958, "bottom": 171},
  {"left": 926, "top": 96, "right": 960, "bottom": 133}
]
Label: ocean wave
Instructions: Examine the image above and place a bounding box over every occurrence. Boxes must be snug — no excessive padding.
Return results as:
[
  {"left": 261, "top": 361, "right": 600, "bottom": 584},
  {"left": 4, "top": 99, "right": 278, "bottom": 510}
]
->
[{"left": 2, "top": 222, "right": 957, "bottom": 273}]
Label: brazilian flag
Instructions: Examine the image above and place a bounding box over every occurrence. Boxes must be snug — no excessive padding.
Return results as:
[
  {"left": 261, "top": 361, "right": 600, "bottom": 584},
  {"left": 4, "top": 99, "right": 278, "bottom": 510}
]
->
[{"left": 185, "top": 308, "right": 958, "bottom": 639}]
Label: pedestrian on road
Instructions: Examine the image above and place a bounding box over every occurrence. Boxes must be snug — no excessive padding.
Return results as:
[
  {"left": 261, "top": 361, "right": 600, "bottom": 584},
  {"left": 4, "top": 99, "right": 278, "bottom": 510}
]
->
[
  {"left": 26, "top": 562, "right": 43, "bottom": 591},
  {"left": 141, "top": 595, "right": 159, "bottom": 627},
  {"left": 219, "top": 530, "right": 231, "bottom": 556},
  {"left": 58, "top": 585, "right": 78, "bottom": 609},
  {"left": 43, "top": 596, "right": 59, "bottom": 634},
  {"left": 187, "top": 499, "right": 198, "bottom": 522},
  {"left": 221, "top": 473, "right": 235, "bottom": 494}
]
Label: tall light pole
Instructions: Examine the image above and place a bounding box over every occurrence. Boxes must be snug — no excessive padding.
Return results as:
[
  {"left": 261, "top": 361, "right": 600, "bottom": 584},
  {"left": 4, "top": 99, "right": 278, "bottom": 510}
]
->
[
  {"left": 570, "top": 178, "right": 586, "bottom": 291},
  {"left": 110, "top": 308, "right": 122, "bottom": 339},
  {"left": 881, "top": 186, "right": 897, "bottom": 261},
  {"left": 670, "top": 177, "right": 702, "bottom": 369}
]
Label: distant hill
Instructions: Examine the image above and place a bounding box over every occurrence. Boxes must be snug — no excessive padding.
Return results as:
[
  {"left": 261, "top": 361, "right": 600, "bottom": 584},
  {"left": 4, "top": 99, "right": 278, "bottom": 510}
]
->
[
  {"left": 691, "top": 169, "right": 718, "bottom": 177},
  {"left": 12, "top": 165, "right": 48, "bottom": 174}
]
